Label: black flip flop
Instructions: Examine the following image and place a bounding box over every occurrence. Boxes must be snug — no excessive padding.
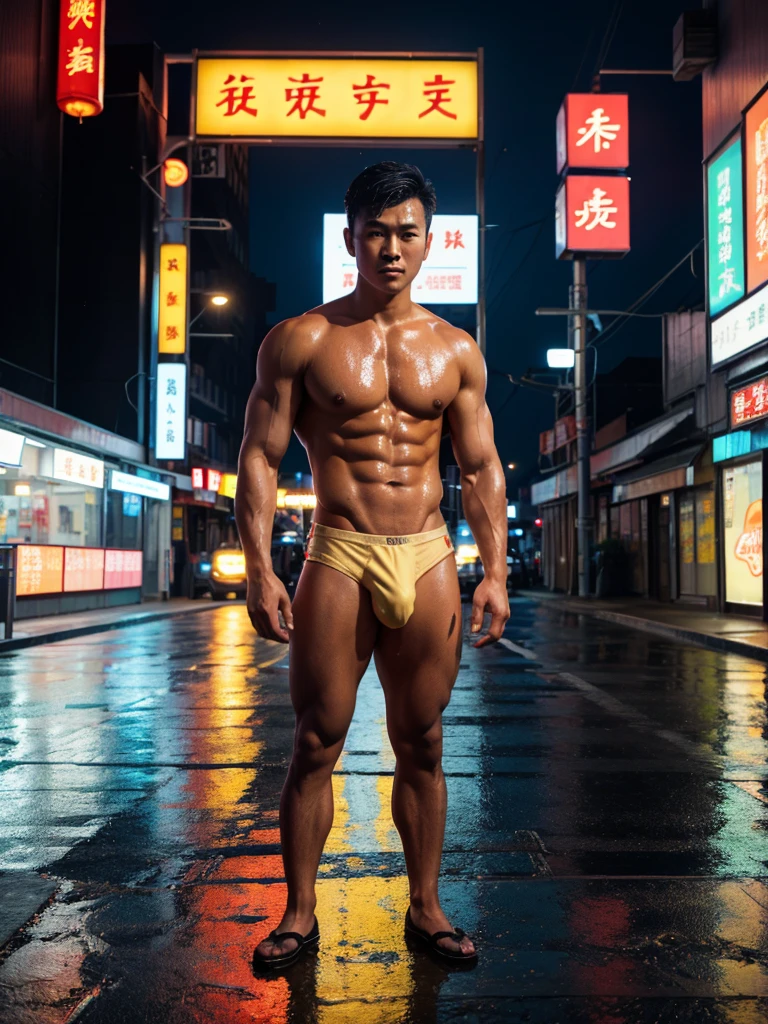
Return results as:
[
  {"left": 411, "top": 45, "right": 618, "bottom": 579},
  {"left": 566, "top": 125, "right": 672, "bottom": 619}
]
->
[
  {"left": 404, "top": 908, "right": 478, "bottom": 964},
  {"left": 252, "top": 915, "right": 320, "bottom": 971}
]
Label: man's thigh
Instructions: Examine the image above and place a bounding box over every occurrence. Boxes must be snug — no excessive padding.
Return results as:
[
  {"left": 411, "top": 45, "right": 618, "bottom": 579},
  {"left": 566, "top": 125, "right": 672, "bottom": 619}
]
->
[
  {"left": 290, "top": 560, "right": 379, "bottom": 736},
  {"left": 373, "top": 555, "right": 462, "bottom": 733}
]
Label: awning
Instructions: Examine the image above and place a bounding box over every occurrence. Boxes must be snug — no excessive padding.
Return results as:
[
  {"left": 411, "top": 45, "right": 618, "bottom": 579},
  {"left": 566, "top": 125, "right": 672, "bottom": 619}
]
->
[
  {"left": 611, "top": 444, "right": 703, "bottom": 503},
  {"left": 590, "top": 403, "right": 694, "bottom": 478},
  {"left": 531, "top": 464, "right": 578, "bottom": 505}
]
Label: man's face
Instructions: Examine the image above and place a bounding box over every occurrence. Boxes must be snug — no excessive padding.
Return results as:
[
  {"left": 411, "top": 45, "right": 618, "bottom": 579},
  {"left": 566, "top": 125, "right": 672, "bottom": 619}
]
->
[{"left": 344, "top": 199, "right": 432, "bottom": 296}]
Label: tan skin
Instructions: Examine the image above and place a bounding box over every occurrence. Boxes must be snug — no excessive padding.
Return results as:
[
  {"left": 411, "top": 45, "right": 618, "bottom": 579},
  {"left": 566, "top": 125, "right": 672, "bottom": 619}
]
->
[{"left": 236, "top": 197, "right": 509, "bottom": 959}]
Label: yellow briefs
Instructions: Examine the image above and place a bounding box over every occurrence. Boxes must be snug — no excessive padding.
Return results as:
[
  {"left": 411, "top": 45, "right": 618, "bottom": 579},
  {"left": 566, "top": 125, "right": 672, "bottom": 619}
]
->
[{"left": 305, "top": 521, "right": 455, "bottom": 629}]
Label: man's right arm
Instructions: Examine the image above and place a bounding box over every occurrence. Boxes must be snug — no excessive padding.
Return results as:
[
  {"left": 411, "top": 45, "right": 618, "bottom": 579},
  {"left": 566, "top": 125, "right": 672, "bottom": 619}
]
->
[{"left": 235, "top": 318, "right": 307, "bottom": 642}]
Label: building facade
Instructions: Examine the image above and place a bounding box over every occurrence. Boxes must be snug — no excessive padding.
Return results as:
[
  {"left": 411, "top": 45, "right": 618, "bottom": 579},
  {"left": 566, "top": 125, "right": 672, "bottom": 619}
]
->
[
  {"left": 532, "top": 0, "right": 768, "bottom": 617},
  {"left": 0, "top": 11, "right": 275, "bottom": 616}
]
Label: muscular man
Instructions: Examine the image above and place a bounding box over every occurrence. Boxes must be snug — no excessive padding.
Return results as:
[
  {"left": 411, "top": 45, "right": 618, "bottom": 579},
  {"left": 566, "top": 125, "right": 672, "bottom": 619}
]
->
[{"left": 237, "top": 162, "right": 509, "bottom": 968}]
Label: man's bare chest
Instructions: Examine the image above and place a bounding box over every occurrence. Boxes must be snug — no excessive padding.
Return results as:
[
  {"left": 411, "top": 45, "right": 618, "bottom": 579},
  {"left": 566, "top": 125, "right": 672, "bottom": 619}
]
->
[{"left": 303, "top": 334, "right": 461, "bottom": 420}]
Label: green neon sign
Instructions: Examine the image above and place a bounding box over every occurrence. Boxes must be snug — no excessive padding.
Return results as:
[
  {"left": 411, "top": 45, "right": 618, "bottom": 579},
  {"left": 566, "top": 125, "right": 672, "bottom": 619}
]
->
[{"left": 708, "top": 138, "right": 745, "bottom": 317}]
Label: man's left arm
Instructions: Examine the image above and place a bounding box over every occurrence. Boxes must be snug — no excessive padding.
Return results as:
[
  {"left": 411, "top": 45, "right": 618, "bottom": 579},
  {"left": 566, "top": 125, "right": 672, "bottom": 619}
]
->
[{"left": 445, "top": 340, "right": 510, "bottom": 647}]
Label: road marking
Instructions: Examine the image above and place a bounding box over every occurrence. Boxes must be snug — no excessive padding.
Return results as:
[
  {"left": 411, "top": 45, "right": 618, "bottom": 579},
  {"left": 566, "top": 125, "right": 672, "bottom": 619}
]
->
[
  {"left": 256, "top": 650, "right": 290, "bottom": 669},
  {"left": 498, "top": 637, "right": 720, "bottom": 767},
  {"left": 498, "top": 637, "right": 538, "bottom": 661}
]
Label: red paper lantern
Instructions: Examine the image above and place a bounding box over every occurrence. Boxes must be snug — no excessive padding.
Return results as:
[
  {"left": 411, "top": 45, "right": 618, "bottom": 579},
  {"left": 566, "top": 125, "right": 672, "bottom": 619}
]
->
[{"left": 57, "top": 1, "right": 106, "bottom": 119}]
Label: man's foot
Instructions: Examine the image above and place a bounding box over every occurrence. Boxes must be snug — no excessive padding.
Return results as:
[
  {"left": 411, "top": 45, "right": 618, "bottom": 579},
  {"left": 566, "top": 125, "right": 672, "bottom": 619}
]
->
[
  {"left": 253, "top": 911, "right": 319, "bottom": 969},
  {"left": 405, "top": 905, "right": 477, "bottom": 960}
]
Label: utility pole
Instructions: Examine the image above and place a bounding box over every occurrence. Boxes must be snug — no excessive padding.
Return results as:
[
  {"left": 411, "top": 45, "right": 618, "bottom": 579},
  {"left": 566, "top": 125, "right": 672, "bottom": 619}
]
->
[{"left": 570, "top": 257, "right": 591, "bottom": 598}]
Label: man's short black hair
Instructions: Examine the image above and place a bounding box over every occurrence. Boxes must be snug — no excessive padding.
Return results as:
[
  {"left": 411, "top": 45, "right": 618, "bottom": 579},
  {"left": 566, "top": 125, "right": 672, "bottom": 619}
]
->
[{"left": 345, "top": 161, "right": 437, "bottom": 233}]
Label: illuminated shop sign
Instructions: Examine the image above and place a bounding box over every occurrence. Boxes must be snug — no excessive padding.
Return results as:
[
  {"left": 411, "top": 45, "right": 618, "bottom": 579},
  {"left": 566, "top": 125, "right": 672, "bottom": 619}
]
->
[
  {"left": 56, "top": 0, "right": 105, "bottom": 119},
  {"left": 0, "top": 428, "right": 25, "bottom": 467},
  {"left": 322, "top": 213, "right": 479, "bottom": 305},
  {"left": 711, "top": 281, "right": 768, "bottom": 366},
  {"left": 731, "top": 375, "right": 768, "bottom": 428},
  {"left": 52, "top": 447, "right": 105, "bottom": 488},
  {"left": 16, "top": 545, "right": 65, "bottom": 596},
  {"left": 746, "top": 88, "right": 768, "bottom": 295},
  {"left": 64, "top": 546, "right": 105, "bottom": 592},
  {"left": 110, "top": 470, "right": 170, "bottom": 501},
  {"left": 276, "top": 489, "right": 317, "bottom": 509},
  {"left": 155, "top": 363, "right": 187, "bottom": 461},
  {"left": 104, "top": 549, "right": 143, "bottom": 589},
  {"left": 218, "top": 473, "right": 237, "bottom": 498},
  {"left": 191, "top": 468, "right": 222, "bottom": 492},
  {"left": 195, "top": 57, "right": 478, "bottom": 141},
  {"left": 556, "top": 93, "right": 629, "bottom": 173},
  {"left": 158, "top": 244, "right": 188, "bottom": 355},
  {"left": 707, "top": 137, "right": 745, "bottom": 317},
  {"left": 16, "top": 545, "right": 143, "bottom": 596},
  {"left": 555, "top": 174, "right": 630, "bottom": 258}
]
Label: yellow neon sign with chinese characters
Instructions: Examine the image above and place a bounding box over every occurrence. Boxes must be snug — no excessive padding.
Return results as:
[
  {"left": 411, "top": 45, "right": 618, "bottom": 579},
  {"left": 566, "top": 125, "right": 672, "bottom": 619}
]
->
[
  {"left": 158, "top": 243, "right": 188, "bottom": 355},
  {"left": 195, "top": 58, "right": 478, "bottom": 140}
]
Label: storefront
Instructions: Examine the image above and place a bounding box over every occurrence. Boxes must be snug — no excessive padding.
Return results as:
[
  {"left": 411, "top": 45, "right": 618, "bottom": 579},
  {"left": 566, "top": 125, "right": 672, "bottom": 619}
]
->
[
  {"left": 713, "top": 421, "right": 768, "bottom": 615},
  {"left": 704, "top": 78, "right": 768, "bottom": 618},
  {"left": 0, "top": 410, "right": 172, "bottom": 618},
  {"left": 531, "top": 465, "right": 578, "bottom": 593},
  {"left": 171, "top": 469, "right": 238, "bottom": 598},
  {"left": 711, "top": 374, "right": 768, "bottom": 617},
  {"left": 609, "top": 446, "right": 715, "bottom": 603},
  {"left": 721, "top": 456, "right": 762, "bottom": 611}
]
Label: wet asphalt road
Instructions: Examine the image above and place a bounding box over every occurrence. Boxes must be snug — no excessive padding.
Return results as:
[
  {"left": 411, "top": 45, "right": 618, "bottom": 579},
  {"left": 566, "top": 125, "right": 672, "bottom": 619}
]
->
[{"left": 3, "top": 598, "right": 768, "bottom": 1022}]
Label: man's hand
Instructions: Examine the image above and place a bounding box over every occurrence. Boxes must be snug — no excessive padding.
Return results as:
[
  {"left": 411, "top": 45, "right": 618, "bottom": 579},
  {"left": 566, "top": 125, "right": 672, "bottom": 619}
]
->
[
  {"left": 246, "top": 572, "right": 294, "bottom": 643},
  {"left": 470, "top": 577, "right": 510, "bottom": 648}
]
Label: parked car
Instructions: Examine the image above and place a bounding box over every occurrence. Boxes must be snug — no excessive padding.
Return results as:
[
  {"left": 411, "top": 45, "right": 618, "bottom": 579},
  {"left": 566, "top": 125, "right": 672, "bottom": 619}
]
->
[
  {"left": 453, "top": 520, "right": 528, "bottom": 595},
  {"left": 208, "top": 543, "right": 248, "bottom": 600},
  {"left": 188, "top": 552, "right": 213, "bottom": 599},
  {"left": 454, "top": 521, "right": 483, "bottom": 595},
  {"left": 271, "top": 531, "right": 305, "bottom": 595}
]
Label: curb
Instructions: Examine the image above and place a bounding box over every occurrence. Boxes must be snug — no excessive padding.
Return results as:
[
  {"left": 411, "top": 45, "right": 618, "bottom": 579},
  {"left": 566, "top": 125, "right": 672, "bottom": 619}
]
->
[
  {"left": 0, "top": 601, "right": 227, "bottom": 654},
  {"left": 529, "top": 596, "right": 768, "bottom": 664}
]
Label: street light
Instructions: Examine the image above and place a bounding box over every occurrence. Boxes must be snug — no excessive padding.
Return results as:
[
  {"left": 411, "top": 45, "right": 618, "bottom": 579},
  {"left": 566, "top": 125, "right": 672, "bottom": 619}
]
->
[
  {"left": 189, "top": 293, "right": 230, "bottom": 328},
  {"left": 547, "top": 348, "right": 575, "bottom": 369},
  {"left": 507, "top": 462, "right": 516, "bottom": 470}
]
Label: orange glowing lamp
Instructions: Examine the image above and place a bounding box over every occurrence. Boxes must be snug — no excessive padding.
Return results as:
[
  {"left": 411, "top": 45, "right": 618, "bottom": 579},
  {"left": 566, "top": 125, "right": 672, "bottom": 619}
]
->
[
  {"left": 56, "top": 0, "right": 106, "bottom": 119},
  {"left": 164, "top": 158, "right": 190, "bottom": 188}
]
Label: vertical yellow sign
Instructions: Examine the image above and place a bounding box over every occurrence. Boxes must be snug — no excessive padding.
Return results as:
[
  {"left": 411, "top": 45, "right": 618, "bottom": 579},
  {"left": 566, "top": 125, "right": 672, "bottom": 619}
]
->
[{"left": 158, "top": 243, "right": 188, "bottom": 354}]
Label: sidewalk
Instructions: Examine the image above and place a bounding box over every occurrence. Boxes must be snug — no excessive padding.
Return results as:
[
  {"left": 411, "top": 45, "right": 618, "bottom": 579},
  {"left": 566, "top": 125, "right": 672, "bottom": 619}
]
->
[
  {"left": 0, "top": 596, "right": 228, "bottom": 653},
  {"left": 525, "top": 587, "right": 768, "bottom": 661}
]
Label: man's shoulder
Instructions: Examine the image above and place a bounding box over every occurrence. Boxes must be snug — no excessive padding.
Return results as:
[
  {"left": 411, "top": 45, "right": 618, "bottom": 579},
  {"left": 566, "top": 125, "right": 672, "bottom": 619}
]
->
[
  {"left": 424, "top": 312, "right": 483, "bottom": 364},
  {"left": 259, "top": 311, "right": 334, "bottom": 371}
]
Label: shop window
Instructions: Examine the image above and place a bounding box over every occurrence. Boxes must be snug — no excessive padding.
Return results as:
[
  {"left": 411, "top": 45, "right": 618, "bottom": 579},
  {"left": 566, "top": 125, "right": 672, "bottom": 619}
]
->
[
  {"left": 0, "top": 443, "right": 102, "bottom": 546},
  {"left": 723, "top": 460, "right": 762, "bottom": 607},
  {"left": 106, "top": 490, "right": 142, "bottom": 550}
]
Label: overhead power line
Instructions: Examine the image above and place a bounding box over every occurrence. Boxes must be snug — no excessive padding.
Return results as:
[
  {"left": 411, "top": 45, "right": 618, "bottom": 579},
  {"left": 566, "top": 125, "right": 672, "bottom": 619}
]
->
[
  {"left": 486, "top": 218, "right": 549, "bottom": 317},
  {"left": 592, "top": 238, "right": 704, "bottom": 350},
  {"left": 592, "top": 0, "right": 626, "bottom": 82}
]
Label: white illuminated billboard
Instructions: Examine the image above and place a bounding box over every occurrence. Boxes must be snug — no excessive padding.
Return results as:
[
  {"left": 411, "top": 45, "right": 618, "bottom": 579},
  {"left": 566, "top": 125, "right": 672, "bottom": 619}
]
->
[
  {"left": 323, "top": 213, "right": 478, "bottom": 305},
  {"left": 155, "top": 363, "right": 187, "bottom": 461},
  {"left": 0, "top": 428, "right": 25, "bottom": 467}
]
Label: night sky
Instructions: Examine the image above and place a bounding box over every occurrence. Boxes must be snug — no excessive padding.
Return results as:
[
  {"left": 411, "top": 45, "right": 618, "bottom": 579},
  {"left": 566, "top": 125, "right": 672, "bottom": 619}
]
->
[{"left": 109, "top": 0, "right": 704, "bottom": 481}]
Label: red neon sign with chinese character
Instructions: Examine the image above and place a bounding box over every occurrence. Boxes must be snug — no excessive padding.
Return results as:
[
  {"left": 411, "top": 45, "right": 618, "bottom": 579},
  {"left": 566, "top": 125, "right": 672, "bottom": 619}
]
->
[
  {"left": 556, "top": 175, "right": 630, "bottom": 258},
  {"left": 191, "top": 467, "right": 222, "bottom": 492},
  {"left": 56, "top": 0, "right": 106, "bottom": 119},
  {"left": 731, "top": 376, "right": 768, "bottom": 428},
  {"left": 556, "top": 94, "right": 629, "bottom": 173}
]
